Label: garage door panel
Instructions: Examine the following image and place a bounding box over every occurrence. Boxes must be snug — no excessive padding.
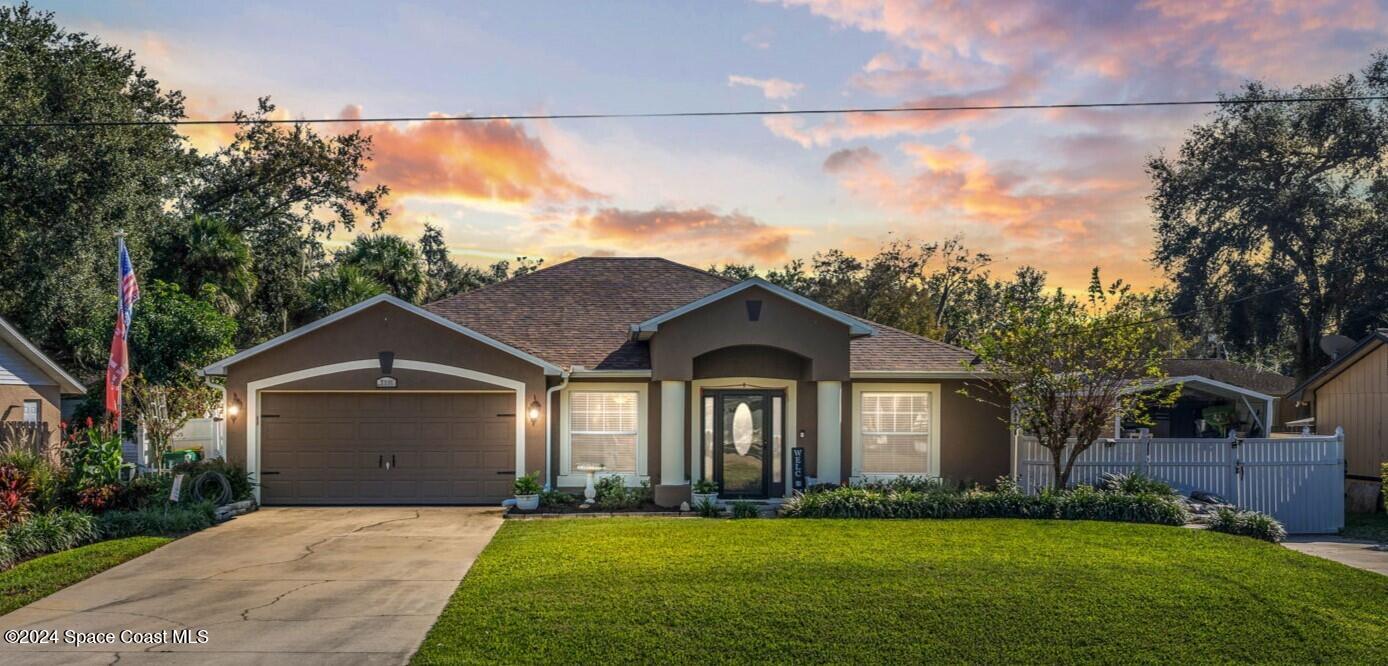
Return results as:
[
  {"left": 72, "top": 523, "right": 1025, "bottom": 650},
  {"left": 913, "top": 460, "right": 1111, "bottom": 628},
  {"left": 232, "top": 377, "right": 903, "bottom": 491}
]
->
[{"left": 260, "top": 392, "right": 516, "bottom": 505}]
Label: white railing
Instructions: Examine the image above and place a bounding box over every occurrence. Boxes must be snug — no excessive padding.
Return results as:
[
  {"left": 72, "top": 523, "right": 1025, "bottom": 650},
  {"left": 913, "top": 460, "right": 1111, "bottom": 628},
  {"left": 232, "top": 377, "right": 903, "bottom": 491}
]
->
[{"left": 1015, "top": 428, "right": 1345, "bottom": 534}]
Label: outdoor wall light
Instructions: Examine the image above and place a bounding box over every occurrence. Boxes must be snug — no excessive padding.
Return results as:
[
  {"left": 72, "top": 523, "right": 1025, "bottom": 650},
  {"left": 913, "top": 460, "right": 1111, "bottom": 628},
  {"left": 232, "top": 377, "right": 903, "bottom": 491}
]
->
[
  {"left": 227, "top": 393, "right": 243, "bottom": 423},
  {"left": 527, "top": 395, "right": 542, "bottom": 425}
]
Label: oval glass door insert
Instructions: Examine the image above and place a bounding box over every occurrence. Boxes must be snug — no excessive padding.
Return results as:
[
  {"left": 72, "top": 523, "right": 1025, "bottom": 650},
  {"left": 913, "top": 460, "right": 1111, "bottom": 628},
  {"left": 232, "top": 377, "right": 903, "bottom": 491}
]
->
[{"left": 732, "top": 402, "right": 754, "bottom": 456}]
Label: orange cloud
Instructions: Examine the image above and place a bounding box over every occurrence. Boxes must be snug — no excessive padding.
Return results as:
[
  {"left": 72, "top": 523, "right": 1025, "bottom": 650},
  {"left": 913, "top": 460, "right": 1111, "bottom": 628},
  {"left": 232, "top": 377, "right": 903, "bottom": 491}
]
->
[
  {"left": 351, "top": 108, "right": 601, "bottom": 208},
  {"left": 573, "top": 207, "right": 792, "bottom": 263},
  {"left": 822, "top": 140, "right": 1155, "bottom": 288}
]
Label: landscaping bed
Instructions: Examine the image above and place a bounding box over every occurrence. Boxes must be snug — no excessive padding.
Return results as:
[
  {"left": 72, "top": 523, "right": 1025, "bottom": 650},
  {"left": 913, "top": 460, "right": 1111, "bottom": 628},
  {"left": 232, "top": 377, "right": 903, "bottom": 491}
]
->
[
  {"left": 413, "top": 518, "right": 1388, "bottom": 664},
  {"left": 0, "top": 536, "right": 170, "bottom": 615}
]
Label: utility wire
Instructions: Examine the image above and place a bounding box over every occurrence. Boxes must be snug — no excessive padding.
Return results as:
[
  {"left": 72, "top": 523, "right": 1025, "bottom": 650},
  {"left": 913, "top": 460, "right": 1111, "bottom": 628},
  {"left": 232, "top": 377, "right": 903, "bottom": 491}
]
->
[{"left": 2, "top": 95, "right": 1386, "bottom": 129}]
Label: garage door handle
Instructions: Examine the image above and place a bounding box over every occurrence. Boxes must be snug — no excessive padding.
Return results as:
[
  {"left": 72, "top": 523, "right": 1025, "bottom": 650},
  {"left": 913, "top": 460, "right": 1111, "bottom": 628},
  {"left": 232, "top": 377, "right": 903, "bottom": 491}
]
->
[
  {"left": 497, "top": 470, "right": 515, "bottom": 475},
  {"left": 262, "top": 471, "right": 280, "bottom": 475},
  {"left": 378, "top": 455, "right": 383, "bottom": 468},
  {"left": 392, "top": 454, "right": 397, "bottom": 468}
]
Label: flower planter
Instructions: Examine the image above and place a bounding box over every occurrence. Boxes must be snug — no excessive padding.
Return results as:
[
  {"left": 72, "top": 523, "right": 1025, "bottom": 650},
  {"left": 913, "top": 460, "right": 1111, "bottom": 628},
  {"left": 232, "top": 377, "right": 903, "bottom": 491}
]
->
[
  {"left": 514, "top": 494, "right": 540, "bottom": 511},
  {"left": 691, "top": 492, "right": 718, "bottom": 507}
]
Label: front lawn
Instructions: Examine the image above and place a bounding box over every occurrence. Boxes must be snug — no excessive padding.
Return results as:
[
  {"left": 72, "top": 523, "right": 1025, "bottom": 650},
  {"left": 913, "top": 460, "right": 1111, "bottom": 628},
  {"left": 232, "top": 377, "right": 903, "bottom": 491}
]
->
[
  {"left": 0, "top": 537, "right": 171, "bottom": 615},
  {"left": 414, "top": 519, "right": 1388, "bottom": 664}
]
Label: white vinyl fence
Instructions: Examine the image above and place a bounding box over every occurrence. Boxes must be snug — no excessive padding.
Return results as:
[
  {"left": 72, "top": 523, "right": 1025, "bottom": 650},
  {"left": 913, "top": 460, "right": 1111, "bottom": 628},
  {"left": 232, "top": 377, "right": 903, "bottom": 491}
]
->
[{"left": 1015, "top": 428, "right": 1345, "bottom": 534}]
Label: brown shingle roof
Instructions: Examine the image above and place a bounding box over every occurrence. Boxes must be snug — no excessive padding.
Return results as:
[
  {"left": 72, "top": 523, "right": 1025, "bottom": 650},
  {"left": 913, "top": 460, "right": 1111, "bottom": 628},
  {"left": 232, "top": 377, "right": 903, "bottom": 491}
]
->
[
  {"left": 1160, "top": 358, "right": 1295, "bottom": 397},
  {"left": 425, "top": 257, "right": 971, "bottom": 372}
]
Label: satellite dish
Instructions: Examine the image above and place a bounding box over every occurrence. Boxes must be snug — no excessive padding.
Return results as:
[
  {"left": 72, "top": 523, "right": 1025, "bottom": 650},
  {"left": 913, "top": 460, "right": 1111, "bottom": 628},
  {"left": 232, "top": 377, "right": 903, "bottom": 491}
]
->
[{"left": 1320, "top": 335, "right": 1356, "bottom": 359}]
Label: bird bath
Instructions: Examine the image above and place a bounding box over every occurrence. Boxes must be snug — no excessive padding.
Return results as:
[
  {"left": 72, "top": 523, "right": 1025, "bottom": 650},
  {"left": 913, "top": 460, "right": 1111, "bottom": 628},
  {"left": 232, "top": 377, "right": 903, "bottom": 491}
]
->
[{"left": 574, "top": 464, "right": 604, "bottom": 504}]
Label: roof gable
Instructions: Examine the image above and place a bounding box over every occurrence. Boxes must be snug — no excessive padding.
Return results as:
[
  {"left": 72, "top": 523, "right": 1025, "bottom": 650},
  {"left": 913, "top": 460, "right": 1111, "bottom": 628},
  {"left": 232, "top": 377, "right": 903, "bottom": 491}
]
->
[
  {"left": 203, "top": 294, "right": 563, "bottom": 376},
  {"left": 631, "top": 278, "right": 873, "bottom": 340},
  {"left": 0, "top": 316, "right": 85, "bottom": 394},
  {"left": 1290, "top": 330, "right": 1388, "bottom": 401},
  {"left": 425, "top": 257, "right": 979, "bottom": 374}
]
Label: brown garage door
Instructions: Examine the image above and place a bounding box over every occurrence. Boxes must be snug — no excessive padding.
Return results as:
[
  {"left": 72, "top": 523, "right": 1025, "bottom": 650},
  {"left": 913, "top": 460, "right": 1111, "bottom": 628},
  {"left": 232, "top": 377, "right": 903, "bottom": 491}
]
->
[{"left": 259, "top": 392, "right": 516, "bottom": 505}]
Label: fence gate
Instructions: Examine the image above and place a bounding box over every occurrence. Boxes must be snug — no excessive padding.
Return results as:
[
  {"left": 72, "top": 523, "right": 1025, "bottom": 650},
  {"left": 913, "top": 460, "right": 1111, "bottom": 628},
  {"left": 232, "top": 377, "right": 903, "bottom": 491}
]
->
[{"left": 1015, "top": 429, "right": 1345, "bottom": 534}]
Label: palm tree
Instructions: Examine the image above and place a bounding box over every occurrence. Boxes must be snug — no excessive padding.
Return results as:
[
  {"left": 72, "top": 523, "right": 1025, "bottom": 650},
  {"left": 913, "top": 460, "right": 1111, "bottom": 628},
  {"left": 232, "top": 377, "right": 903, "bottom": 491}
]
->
[
  {"left": 151, "top": 214, "right": 256, "bottom": 312},
  {"left": 306, "top": 265, "right": 386, "bottom": 317},
  {"left": 334, "top": 234, "right": 426, "bottom": 303}
]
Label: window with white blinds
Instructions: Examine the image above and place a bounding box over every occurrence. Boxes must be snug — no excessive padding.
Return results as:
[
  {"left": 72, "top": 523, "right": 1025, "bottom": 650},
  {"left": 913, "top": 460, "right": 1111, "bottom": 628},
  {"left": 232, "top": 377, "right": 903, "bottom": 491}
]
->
[
  {"left": 860, "top": 392, "right": 931, "bottom": 475},
  {"left": 569, "top": 391, "right": 639, "bottom": 473}
]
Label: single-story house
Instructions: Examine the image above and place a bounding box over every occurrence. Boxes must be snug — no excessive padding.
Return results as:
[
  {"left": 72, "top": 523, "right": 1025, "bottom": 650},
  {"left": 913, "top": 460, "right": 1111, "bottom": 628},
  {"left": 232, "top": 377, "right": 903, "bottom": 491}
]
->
[
  {"left": 0, "top": 315, "right": 87, "bottom": 450},
  {"left": 1118, "top": 359, "right": 1295, "bottom": 438},
  {"left": 1289, "top": 329, "right": 1388, "bottom": 507},
  {"left": 202, "top": 257, "right": 1011, "bottom": 506}
]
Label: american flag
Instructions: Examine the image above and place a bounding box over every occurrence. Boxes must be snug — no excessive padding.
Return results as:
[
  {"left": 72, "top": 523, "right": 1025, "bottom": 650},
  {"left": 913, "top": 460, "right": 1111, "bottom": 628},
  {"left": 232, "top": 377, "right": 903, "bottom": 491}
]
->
[{"left": 104, "top": 236, "right": 140, "bottom": 421}]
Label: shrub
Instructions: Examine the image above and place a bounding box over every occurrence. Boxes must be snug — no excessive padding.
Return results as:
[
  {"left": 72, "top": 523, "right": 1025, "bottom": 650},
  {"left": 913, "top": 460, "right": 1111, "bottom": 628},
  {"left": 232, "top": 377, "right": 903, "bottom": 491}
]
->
[
  {"left": 540, "top": 489, "right": 577, "bottom": 507},
  {"left": 594, "top": 476, "right": 651, "bottom": 510},
  {"left": 730, "top": 501, "right": 759, "bottom": 519},
  {"left": 781, "top": 483, "right": 1189, "bottom": 526},
  {"left": 692, "top": 478, "right": 718, "bottom": 494},
  {"left": 695, "top": 498, "right": 721, "bottom": 517},
  {"left": 1098, "top": 472, "right": 1175, "bottom": 496},
  {"left": 802, "top": 483, "right": 841, "bottom": 495},
  {"left": 0, "top": 451, "right": 63, "bottom": 512},
  {"left": 96, "top": 502, "right": 217, "bottom": 539},
  {"left": 172, "top": 459, "right": 255, "bottom": 502},
  {"left": 0, "top": 510, "right": 99, "bottom": 568},
  {"left": 0, "top": 464, "right": 34, "bottom": 528},
  {"left": 860, "top": 476, "right": 952, "bottom": 494},
  {"left": 75, "top": 483, "right": 123, "bottom": 512},
  {"left": 513, "top": 472, "right": 542, "bottom": 495},
  {"left": 63, "top": 418, "right": 124, "bottom": 489},
  {"left": 1207, "top": 508, "right": 1286, "bottom": 543}
]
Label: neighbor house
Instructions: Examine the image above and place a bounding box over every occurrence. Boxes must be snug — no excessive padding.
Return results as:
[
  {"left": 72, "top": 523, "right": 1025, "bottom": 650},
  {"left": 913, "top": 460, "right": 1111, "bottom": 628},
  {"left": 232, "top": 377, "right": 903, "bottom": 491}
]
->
[
  {"left": 0, "top": 315, "right": 86, "bottom": 450},
  {"left": 201, "top": 257, "right": 1011, "bottom": 506},
  {"left": 1117, "top": 358, "right": 1295, "bottom": 438},
  {"left": 1289, "top": 329, "right": 1388, "bottom": 508}
]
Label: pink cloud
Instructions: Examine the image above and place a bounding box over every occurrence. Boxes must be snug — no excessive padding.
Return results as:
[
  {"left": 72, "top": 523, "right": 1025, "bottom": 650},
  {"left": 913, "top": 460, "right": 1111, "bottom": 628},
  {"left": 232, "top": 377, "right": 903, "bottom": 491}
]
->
[
  {"left": 774, "top": 0, "right": 1388, "bottom": 142},
  {"left": 822, "top": 140, "right": 1155, "bottom": 287}
]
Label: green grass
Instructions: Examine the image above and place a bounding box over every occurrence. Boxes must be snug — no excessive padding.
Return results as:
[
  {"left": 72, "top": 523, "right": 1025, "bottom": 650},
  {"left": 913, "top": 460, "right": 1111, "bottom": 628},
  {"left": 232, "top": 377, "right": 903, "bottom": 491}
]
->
[
  {"left": 1342, "top": 511, "right": 1388, "bottom": 543},
  {"left": 414, "top": 519, "right": 1388, "bottom": 665},
  {"left": 0, "top": 537, "right": 171, "bottom": 615}
]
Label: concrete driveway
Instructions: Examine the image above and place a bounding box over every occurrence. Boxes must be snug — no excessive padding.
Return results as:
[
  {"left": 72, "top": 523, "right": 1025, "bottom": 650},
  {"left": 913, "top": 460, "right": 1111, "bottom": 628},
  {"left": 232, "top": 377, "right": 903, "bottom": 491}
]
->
[{"left": 0, "top": 507, "right": 504, "bottom": 665}]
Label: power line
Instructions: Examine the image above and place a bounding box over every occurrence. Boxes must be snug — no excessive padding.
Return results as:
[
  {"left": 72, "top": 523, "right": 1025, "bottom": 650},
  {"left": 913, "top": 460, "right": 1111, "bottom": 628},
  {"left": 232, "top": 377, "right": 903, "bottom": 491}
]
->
[{"left": 2, "top": 95, "right": 1386, "bottom": 130}]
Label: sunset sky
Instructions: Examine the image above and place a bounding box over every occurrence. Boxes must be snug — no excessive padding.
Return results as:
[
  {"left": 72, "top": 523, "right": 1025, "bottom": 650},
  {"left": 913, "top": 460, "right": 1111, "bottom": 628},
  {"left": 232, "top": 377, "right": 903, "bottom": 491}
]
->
[{"left": 37, "top": 0, "right": 1388, "bottom": 288}]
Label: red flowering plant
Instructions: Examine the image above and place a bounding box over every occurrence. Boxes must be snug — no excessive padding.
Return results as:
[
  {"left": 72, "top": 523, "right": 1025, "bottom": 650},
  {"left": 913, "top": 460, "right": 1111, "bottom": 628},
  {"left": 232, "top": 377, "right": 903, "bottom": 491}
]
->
[{"left": 0, "top": 463, "right": 34, "bottom": 528}]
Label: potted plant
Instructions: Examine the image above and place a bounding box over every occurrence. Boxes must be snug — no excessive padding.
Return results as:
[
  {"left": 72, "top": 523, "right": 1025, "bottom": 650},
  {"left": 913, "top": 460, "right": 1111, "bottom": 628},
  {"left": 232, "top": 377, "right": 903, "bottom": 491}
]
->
[
  {"left": 513, "top": 472, "right": 542, "bottom": 511},
  {"left": 691, "top": 478, "right": 718, "bottom": 507}
]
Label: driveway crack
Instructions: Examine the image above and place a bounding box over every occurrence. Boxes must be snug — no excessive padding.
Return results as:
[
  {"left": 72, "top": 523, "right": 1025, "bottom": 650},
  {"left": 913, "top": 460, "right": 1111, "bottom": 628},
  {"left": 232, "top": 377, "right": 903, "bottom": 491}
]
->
[
  {"left": 239, "top": 580, "right": 331, "bottom": 621},
  {"left": 208, "top": 535, "right": 337, "bottom": 578},
  {"left": 349, "top": 509, "right": 422, "bottom": 533}
]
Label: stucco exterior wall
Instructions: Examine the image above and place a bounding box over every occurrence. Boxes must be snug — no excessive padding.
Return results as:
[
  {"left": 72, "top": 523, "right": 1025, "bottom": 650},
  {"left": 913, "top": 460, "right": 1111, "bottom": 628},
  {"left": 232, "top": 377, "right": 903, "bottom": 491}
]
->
[
  {"left": 839, "top": 378, "right": 1010, "bottom": 486},
  {"left": 649, "top": 286, "right": 851, "bottom": 381},
  {"left": 221, "top": 301, "right": 549, "bottom": 478},
  {"left": 0, "top": 384, "right": 62, "bottom": 448}
]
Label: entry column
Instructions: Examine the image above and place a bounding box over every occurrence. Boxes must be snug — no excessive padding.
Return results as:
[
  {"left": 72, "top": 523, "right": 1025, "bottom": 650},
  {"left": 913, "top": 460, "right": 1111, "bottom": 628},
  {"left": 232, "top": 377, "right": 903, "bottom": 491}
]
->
[
  {"left": 817, "top": 380, "right": 842, "bottom": 484},
  {"left": 656, "top": 380, "right": 688, "bottom": 507}
]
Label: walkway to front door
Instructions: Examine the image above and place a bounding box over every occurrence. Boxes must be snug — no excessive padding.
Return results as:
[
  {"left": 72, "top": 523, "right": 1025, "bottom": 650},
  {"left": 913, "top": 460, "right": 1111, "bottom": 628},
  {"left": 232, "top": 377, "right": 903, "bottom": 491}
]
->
[{"left": 0, "top": 507, "right": 503, "bottom": 665}]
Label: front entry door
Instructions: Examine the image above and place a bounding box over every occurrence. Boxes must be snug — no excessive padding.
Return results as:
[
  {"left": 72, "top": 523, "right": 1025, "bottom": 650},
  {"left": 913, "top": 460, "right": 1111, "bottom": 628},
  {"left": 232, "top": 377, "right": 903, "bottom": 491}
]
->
[{"left": 712, "top": 391, "right": 779, "bottom": 499}]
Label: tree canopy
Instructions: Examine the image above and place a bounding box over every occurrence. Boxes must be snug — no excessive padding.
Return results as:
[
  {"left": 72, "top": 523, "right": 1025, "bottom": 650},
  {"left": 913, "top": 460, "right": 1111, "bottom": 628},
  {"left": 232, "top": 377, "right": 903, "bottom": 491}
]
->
[
  {"left": 966, "top": 273, "right": 1180, "bottom": 488},
  {"left": 1149, "top": 53, "right": 1388, "bottom": 379}
]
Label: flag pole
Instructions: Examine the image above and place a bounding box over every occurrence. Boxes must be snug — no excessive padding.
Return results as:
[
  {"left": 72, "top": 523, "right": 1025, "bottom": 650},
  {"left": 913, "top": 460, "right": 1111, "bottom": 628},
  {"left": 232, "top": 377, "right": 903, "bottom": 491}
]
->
[{"left": 114, "top": 229, "right": 125, "bottom": 442}]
